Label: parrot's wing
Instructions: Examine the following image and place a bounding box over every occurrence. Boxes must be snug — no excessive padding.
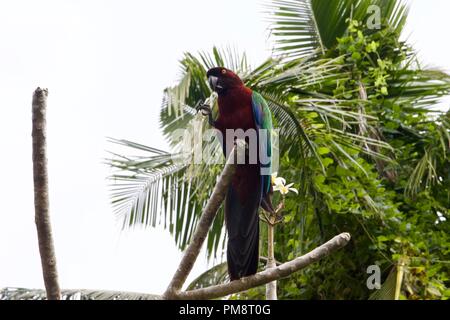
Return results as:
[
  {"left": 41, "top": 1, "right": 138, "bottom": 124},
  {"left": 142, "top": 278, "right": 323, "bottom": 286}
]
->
[{"left": 251, "top": 91, "right": 273, "bottom": 195}]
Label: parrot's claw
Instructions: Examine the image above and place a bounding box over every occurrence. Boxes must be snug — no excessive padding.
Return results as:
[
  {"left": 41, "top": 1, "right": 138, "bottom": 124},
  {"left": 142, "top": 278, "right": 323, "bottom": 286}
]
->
[
  {"left": 196, "top": 102, "right": 216, "bottom": 128},
  {"left": 196, "top": 103, "right": 212, "bottom": 116}
]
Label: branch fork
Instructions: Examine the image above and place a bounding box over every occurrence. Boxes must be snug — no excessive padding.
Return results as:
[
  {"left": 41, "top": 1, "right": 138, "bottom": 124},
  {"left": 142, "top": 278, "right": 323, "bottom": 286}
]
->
[{"left": 162, "top": 140, "right": 351, "bottom": 300}]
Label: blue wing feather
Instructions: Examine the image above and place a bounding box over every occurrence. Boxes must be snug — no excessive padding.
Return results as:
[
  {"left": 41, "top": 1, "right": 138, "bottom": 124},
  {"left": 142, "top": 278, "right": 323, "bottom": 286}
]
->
[{"left": 251, "top": 91, "right": 272, "bottom": 196}]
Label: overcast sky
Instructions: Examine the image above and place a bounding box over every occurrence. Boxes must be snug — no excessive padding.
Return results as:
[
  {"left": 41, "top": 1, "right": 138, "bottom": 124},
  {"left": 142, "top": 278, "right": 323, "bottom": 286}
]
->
[{"left": 0, "top": 0, "right": 449, "bottom": 295}]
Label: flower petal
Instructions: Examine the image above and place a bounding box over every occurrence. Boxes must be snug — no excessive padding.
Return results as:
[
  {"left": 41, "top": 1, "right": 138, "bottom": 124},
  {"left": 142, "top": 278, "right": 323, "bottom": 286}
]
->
[
  {"left": 285, "top": 183, "right": 294, "bottom": 188},
  {"left": 275, "top": 177, "right": 286, "bottom": 186},
  {"left": 271, "top": 172, "right": 278, "bottom": 184}
]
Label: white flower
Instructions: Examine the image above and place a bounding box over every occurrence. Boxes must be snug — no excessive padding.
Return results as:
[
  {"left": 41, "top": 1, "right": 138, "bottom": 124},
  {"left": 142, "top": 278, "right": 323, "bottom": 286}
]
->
[
  {"left": 271, "top": 172, "right": 298, "bottom": 195},
  {"left": 271, "top": 172, "right": 286, "bottom": 187}
]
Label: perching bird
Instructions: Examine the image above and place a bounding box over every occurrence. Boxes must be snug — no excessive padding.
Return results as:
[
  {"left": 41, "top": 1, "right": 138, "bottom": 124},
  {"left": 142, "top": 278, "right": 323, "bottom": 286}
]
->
[{"left": 200, "top": 67, "right": 274, "bottom": 280}]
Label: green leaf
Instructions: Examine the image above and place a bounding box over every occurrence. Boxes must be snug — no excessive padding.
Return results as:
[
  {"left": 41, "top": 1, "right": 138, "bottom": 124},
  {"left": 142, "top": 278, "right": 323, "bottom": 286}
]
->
[{"left": 318, "top": 147, "right": 330, "bottom": 155}]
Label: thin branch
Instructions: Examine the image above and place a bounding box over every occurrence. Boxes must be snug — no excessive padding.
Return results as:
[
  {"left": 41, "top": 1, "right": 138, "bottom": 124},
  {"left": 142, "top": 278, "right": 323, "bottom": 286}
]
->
[
  {"left": 175, "top": 233, "right": 351, "bottom": 300},
  {"left": 259, "top": 256, "right": 282, "bottom": 266},
  {"left": 162, "top": 141, "right": 246, "bottom": 299},
  {"left": 265, "top": 222, "right": 277, "bottom": 300},
  {"left": 32, "top": 87, "right": 61, "bottom": 300}
]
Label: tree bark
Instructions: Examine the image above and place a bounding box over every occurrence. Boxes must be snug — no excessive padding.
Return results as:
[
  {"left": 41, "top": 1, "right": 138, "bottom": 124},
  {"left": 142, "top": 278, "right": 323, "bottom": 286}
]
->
[
  {"left": 265, "top": 222, "right": 277, "bottom": 300},
  {"left": 162, "top": 141, "right": 246, "bottom": 299},
  {"left": 32, "top": 87, "right": 61, "bottom": 300}
]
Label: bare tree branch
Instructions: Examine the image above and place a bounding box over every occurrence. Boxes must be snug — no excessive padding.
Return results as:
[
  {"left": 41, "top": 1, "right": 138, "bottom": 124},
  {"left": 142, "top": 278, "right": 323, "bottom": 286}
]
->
[
  {"left": 163, "top": 141, "right": 246, "bottom": 299},
  {"left": 265, "top": 222, "right": 277, "bottom": 300},
  {"left": 174, "top": 233, "right": 351, "bottom": 300},
  {"left": 32, "top": 87, "right": 61, "bottom": 300}
]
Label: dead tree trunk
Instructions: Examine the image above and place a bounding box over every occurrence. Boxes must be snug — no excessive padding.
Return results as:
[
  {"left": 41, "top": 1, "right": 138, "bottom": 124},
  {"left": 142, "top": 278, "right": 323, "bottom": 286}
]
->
[{"left": 32, "top": 87, "right": 61, "bottom": 300}]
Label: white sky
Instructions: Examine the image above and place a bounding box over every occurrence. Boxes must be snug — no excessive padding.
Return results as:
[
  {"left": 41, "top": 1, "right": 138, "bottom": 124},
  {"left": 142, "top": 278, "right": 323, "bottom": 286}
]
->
[{"left": 0, "top": 0, "right": 449, "bottom": 295}]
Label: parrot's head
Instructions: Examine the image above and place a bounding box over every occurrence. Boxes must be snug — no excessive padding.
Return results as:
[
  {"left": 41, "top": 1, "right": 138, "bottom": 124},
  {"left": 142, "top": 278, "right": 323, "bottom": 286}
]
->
[{"left": 206, "top": 67, "right": 243, "bottom": 94}]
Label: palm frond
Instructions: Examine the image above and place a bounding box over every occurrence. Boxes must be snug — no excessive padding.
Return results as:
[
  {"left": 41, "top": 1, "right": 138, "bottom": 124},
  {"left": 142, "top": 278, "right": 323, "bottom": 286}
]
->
[
  {"left": 405, "top": 148, "right": 438, "bottom": 195},
  {"left": 368, "top": 267, "right": 397, "bottom": 300},
  {"left": 268, "top": 0, "right": 409, "bottom": 58},
  {"left": 186, "top": 257, "right": 277, "bottom": 291},
  {"left": 107, "top": 137, "right": 226, "bottom": 254},
  {"left": 163, "top": 47, "right": 251, "bottom": 131},
  {"left": 248, "top": 55, "right": 349, "bottom": 94},
  {"left": 0, "top": 287, "right": 160, "bottom": 300},
  {"left": 389, "top": 68, "right": 450, "bottom": 108},
  {"left": 404, "top": 114, "right": 450, "bottom": 195},
  {"left": 186, "top": 262, "right": 229, "bottom": 291}
]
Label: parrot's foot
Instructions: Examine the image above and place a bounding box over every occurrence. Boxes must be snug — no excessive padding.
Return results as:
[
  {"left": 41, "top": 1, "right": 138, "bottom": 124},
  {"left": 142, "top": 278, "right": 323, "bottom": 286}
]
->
[
  {"left": 196, "top": 103, "right": 212, "bottom": 116},
  {"left": 195, "top": 101, "right": 216, "bottom": 127}
]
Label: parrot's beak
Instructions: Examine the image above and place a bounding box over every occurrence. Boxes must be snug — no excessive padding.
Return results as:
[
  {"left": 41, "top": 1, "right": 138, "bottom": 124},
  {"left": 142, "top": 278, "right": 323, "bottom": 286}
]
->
[{"left": 208, "top": 76, "right": 219, "bottom": 91}]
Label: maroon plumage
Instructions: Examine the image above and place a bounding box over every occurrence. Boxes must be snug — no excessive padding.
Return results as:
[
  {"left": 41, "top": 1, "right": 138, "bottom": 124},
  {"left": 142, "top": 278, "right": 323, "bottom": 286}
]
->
[{"left": 206, "top": 67, "right": 272, "bottom": 280}]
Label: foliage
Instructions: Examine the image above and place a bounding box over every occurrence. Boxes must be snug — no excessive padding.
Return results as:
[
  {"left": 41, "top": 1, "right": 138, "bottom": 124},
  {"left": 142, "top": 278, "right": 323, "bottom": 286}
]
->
[
  {"left": 107, "top": 0, "right": 450, "bottom": 299},
  {"left": 267, "top": 2, "right": 450, "bottom": 300}
]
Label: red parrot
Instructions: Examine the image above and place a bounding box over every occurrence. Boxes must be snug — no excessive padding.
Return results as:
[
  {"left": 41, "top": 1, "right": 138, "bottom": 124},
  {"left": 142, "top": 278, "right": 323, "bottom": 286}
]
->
[{"left": 201, "top": 67, "right": 274, "bottom": 280}]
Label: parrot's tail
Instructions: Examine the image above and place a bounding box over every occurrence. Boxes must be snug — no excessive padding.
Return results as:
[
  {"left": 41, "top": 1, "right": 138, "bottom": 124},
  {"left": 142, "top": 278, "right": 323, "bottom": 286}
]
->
[{"left": 224, "top": 181, "right": 261, "bottom": 281}]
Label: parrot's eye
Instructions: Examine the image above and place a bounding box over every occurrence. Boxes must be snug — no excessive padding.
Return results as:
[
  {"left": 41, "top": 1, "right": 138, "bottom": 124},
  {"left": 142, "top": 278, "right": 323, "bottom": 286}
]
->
[{"left": 221, "top": 69, "right": 227, "bottom": 75}]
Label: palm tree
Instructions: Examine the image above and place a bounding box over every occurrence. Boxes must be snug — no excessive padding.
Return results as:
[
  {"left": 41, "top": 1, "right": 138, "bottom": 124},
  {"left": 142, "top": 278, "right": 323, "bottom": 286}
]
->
[{"left": 107, "top": 0, "right": 450, "bottom": 299}]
